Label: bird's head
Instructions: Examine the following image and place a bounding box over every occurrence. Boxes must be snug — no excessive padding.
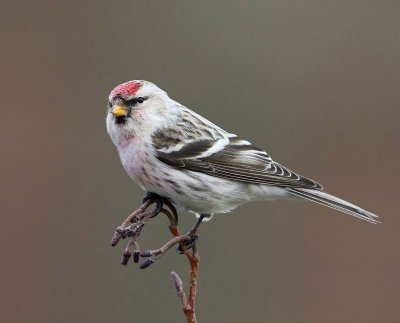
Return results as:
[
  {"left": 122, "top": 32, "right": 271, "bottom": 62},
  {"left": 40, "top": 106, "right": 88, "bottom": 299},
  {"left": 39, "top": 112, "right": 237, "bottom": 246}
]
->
[{"left": 106, "top": 80, "right": 172, "bottom": 146}]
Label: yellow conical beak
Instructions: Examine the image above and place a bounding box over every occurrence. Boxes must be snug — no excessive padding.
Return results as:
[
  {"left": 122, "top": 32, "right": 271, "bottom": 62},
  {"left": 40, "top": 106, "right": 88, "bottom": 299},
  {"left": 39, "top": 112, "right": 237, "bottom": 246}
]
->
[{"left": 111, "top": 105, "right": 128, "bottom": 118}]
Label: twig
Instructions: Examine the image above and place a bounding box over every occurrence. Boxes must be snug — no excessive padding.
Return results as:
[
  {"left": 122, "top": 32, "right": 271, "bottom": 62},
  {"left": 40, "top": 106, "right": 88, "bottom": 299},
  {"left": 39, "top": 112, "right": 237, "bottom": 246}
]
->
[
  {"left": 169, "top": 226, "right": 200, "bottom": 323},
  {"left": 111, "top": 193, "right": 200, "bottom": 323}
]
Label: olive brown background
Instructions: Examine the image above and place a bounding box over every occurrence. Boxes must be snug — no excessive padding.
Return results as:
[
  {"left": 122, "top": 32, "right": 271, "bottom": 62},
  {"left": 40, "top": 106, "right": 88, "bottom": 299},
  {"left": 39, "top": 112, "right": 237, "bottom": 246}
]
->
[{"left": 1, "top": 1, "right": 399, "bottom": 322}]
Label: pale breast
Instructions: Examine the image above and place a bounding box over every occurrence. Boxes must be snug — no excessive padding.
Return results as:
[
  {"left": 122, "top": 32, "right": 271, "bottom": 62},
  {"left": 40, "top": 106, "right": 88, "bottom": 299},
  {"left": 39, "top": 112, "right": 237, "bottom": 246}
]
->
[{"left": 117, "top": 139, "right": 163, "bottom": 190}]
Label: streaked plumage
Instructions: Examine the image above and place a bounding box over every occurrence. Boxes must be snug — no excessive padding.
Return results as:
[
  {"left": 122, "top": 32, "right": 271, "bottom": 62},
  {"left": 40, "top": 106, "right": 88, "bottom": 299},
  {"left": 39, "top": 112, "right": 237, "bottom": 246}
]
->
[{"left": 106, "top": 80, "right": 379, "bottom": 224}]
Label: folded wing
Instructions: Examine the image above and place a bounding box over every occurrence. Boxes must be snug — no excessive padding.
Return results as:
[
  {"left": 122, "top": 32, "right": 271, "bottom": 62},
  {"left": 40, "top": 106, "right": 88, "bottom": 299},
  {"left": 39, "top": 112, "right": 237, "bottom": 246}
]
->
[{"left": 153, "top": 128, "right": 323, "bottom": 190}]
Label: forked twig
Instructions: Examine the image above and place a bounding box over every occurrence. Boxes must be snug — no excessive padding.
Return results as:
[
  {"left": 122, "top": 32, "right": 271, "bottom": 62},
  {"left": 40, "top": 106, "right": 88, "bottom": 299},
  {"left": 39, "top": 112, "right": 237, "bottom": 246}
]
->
[{"left": 111, "top": 193, "right": 200, "bottom": 323}]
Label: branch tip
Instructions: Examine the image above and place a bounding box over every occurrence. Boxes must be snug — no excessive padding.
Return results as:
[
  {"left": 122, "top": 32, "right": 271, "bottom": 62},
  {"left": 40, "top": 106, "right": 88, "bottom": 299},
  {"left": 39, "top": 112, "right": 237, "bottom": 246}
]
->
[
  {"left": 133, "top": 251, "right": 140, "bottom": 263},
  {"left": 111, "top": 230, "right": 122, "bottom": 246},
  {"left": 170, "top": 271, "right": 184, "bottom": 294},
  {"left": 121, "top": 250, "right": 132, "bottom": 266},
  {"left": 139, "top": 258, "right": 154, "bottom": 269}
]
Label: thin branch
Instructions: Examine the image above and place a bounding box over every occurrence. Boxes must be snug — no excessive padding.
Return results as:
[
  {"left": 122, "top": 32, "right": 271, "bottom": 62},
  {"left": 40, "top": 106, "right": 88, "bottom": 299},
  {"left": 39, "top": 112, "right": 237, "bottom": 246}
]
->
[
  {"left": 170, "top": 226, "right": 199, "bottom": 323},
  {"left": 111, "top": 194, "right": 200, "bottom": 323},
  {"left": 140, "top": 235, "right": 191, "bottom": 259}
]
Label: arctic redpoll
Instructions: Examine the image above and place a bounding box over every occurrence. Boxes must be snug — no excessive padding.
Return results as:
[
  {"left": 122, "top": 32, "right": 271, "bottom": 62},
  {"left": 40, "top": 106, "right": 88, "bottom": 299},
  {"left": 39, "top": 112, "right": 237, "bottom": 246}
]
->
[{"left": 106, "top": 80, "right": 378, "bottom": 224}]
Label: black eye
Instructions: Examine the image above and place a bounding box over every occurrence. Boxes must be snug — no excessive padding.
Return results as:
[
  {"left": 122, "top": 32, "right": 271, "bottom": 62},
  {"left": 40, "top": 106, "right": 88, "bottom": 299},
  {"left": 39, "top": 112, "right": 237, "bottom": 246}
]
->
[
  {"left": 124, "top": 97, "right": 146, "bottom": 106},
  {"left": 108, "top": 101, "right": 112, "bottom": 107}
]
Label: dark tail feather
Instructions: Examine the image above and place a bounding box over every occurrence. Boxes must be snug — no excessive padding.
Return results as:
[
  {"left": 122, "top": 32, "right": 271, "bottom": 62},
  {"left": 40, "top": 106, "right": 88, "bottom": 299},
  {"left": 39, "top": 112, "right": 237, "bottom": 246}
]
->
[{"left": 286, "top": 188, "right": 379, "bottom": 224}]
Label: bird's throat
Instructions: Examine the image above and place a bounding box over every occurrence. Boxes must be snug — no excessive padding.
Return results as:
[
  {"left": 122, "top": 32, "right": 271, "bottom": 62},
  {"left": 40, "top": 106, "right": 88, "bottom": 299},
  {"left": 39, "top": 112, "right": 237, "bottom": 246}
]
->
[{"left": 115, "top": 115, "right": 128, "bottom": 124}]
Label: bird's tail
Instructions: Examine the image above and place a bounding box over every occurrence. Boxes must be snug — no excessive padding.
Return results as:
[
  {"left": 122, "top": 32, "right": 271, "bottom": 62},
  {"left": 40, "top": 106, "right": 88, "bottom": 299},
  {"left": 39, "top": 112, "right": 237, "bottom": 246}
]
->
[{"left": 286, "top": 188, "right": 379, "bottom": 224}]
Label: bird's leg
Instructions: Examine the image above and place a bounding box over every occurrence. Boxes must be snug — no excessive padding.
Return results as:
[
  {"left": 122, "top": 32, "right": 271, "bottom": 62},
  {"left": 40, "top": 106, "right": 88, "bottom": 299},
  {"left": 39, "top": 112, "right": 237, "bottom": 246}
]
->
[
  {"left": 189, "top": 214, "right": 207, "bottom": 235},
  {"left": 177, "top": 214, "right": 208, "bottom": 254}
]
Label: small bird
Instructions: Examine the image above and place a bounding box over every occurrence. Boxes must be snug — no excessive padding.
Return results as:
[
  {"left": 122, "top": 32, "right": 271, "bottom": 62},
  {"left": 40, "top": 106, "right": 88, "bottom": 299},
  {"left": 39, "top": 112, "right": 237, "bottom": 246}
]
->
[{"left": 106, "top": 80, "right": 378, "bottom": 225}]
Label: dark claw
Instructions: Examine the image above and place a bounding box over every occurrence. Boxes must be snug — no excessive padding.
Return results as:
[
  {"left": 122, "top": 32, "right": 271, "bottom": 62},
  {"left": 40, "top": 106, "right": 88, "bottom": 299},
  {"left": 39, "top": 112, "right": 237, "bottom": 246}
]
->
[
  {"left": 176, "top": 234, "right": 199, "bottom": 254},
  {"left": 154, "top": 199, "right": 163, "bottom": 215},
  {"left": 124, "top": 228, "right": 134, "bottom": 237}
]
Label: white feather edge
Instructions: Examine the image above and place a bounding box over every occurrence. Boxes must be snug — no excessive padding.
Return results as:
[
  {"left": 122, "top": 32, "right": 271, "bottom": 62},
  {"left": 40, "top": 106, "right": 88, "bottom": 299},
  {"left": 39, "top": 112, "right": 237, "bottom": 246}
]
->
[{"left": 193, "top": 137, "right": 230, "bottom": 159}]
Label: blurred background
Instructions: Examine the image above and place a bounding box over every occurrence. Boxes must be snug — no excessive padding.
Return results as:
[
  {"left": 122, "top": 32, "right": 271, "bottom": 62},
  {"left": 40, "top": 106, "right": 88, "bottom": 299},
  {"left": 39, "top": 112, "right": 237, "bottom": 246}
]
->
[{"left": 1, "top": 1, "right": 399, "bottom": 322}]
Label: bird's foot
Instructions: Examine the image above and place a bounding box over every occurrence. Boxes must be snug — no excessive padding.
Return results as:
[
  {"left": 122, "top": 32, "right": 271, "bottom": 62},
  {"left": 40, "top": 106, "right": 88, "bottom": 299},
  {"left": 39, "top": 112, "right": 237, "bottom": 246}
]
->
[
  {"left": 175, "top": 214, "right": 208, "bottom": 254},
  {"left": 111, "top": 192, "right": 183, "bottom": 268},
  {"left": 142, "top": 192, "right": 164, "bottom": 215},
  {"left": 176, "top": 234, "right": 199, "bottom": 254},
  {"left": 111, "top": 192, "right": 164, "bottom": 247}
]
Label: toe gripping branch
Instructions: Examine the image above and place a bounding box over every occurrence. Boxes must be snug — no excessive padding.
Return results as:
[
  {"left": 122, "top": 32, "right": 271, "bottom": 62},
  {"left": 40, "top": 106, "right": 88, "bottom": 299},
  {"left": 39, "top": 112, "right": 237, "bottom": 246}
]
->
[
  {"left": 110, "top": 192, "right": 196, "bottom": 269},
  {"left": 111, "top": 192, "right": 201, "bottom": 323}
]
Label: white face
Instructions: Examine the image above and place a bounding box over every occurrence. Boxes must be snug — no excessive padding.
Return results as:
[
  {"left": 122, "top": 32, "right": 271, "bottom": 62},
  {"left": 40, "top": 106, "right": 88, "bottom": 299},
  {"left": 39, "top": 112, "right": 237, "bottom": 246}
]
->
[{"left": 106, "top": 80, "right": 174, "bottom": 147}]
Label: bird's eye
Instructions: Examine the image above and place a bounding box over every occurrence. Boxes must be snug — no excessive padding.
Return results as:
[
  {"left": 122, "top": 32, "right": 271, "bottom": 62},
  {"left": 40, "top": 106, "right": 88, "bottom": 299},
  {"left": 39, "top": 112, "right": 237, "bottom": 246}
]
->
[
  {"left": 108, "top": 101, "right": 113, "bottom": 108},
  {"left": 124, "top": 97, "right": 146, "bottom": 106}
]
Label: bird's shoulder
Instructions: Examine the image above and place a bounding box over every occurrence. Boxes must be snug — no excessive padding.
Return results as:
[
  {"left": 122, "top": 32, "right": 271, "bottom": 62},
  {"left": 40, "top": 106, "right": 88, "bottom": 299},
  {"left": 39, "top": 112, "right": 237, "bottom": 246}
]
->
[{"left": 152, "top": 106, "right": 228, "bottom": 151}]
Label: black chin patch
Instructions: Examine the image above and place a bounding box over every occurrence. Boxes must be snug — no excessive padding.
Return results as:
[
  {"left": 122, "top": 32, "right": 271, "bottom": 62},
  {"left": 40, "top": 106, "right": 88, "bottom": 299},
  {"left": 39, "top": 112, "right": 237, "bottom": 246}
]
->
[{"left": 115, "top": 116, "right": 128, "bottom": 124}]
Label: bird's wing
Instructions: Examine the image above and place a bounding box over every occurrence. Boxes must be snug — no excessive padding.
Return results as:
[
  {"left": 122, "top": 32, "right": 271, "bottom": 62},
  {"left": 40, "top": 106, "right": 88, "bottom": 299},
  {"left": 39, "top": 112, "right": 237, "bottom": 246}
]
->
[{"left": 152, "top": 127, "right": 323, "bottom": 190}]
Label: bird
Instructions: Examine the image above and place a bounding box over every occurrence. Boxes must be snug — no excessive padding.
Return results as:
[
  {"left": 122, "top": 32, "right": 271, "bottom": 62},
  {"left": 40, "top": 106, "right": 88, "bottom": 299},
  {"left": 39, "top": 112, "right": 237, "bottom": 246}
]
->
[{"left": 106, "top": 80, "right": 378, "bottom": 227}]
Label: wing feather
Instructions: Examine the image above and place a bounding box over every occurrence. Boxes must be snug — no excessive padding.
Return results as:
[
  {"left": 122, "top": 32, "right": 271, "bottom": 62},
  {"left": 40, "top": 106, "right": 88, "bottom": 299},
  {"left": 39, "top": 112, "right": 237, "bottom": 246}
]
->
[{"left": 153, "top": 126, "right": 322, "bottom": 190}]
